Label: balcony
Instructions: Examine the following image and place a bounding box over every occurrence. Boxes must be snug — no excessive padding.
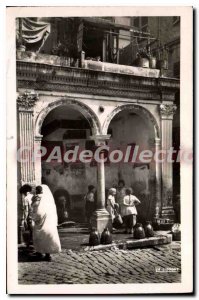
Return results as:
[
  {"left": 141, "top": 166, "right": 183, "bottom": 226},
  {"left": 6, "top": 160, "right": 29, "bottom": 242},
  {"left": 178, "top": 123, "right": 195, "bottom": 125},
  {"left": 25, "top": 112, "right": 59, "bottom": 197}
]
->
[
  {"left": 16, "top": 50, "right": 179, "bottom": 102},
  {"left": 17, "top": 50, "right": 163, "bottom": 78}
]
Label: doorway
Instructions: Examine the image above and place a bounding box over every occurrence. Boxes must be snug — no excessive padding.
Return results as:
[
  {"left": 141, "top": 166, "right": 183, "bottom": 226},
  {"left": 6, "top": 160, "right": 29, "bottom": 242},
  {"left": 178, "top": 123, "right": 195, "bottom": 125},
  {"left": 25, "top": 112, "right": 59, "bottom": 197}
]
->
[{"left": 40, "top": 105, "right": 97, "bottom": 223}]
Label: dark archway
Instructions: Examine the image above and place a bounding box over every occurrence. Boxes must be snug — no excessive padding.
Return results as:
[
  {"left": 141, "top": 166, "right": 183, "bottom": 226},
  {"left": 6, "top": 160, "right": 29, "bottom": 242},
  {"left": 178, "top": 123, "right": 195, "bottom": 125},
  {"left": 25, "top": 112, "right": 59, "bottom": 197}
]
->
[
  {"left": 105, "top": 108, "right": 157, "bottom": 223},
  {"left": 35, "top": 98, "right": 101, "bottom": 137},
  {"left": 40, "top": 104, "right": 98, "bottom": 223},
  {"left": 103, "top": 104, "right": 160, "bottom": 138}
]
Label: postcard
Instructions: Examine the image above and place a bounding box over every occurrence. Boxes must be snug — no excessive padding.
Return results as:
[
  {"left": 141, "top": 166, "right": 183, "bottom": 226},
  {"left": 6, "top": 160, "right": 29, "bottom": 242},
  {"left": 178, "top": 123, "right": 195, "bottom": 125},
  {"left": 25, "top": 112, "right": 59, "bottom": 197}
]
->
[{"left": 6, "top": 6, "right": 193, "bottom": 294}]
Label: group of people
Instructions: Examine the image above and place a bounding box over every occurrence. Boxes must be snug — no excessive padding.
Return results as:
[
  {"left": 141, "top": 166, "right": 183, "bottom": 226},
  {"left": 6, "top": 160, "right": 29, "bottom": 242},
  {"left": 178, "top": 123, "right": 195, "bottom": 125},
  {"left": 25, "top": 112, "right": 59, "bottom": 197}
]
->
[
  {"left": 84, "top": 180, "right": 141, "bottom": 233},
  {"left": 19, "top": 179, "right": 140, "bottom": 260},
  {"left": 20, "top": 184, "right": 61, "bottom": 261}
]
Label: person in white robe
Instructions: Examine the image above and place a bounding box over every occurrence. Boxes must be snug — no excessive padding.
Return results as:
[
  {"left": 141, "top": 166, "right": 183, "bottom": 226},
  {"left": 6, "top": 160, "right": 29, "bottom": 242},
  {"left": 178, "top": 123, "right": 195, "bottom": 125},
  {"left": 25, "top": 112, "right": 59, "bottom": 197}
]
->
[{"left": 31, "top": 184, "right": 61, "bottom": 261}]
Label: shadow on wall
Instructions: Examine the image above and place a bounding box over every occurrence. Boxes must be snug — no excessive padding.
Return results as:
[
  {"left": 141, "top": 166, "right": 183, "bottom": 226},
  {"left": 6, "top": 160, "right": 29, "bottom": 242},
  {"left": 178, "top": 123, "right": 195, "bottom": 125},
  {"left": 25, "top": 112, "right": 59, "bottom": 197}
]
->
[
  {"left": 132, "top": 164, "right": 156, "bottom": 223},
  {"left": 53, "top": 189, "right": 87, "bottom": 223}
]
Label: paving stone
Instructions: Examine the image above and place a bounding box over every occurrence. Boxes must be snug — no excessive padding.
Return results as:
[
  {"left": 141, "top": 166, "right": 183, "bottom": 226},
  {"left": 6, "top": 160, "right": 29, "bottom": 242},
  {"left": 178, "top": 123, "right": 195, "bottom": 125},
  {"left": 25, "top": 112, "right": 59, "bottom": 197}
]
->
[{"left": 18, "top": 245, "right": 181, "bottom": 285}]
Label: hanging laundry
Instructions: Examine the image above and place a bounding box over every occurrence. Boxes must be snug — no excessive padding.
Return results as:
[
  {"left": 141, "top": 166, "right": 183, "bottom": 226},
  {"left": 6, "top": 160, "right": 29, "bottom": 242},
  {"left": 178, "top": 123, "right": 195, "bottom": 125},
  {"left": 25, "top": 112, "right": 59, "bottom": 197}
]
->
[{"left": 17, "top": 18, "right": 51, "bottom": 52}]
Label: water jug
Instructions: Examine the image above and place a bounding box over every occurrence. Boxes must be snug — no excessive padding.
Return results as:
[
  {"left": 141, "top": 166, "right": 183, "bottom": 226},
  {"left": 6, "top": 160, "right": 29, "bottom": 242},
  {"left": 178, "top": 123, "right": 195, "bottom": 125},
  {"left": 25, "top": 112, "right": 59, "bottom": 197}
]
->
[
  {"left": 171, "top": 223, "right": 181, "bottom": 241},
  {"left": 144, "top": 221, "right": 154, "bottom": 237},
  {"left": 157, "top": 59, "right": 168, "bottom": 70},
  {"left": 89, "top": 228, "right": 100, "bottom": 246},
  {"left": 149, "top": 56, "right": 157, "bottom": 69},
  {"left": 138, "top": 57, "right": 149, "bottom": 68},
  {"left": 134, "top": 223, "right": 145, "bottom": 239},
  {"left": 100, "top": 228, "right": 112, "bottom": 245}
]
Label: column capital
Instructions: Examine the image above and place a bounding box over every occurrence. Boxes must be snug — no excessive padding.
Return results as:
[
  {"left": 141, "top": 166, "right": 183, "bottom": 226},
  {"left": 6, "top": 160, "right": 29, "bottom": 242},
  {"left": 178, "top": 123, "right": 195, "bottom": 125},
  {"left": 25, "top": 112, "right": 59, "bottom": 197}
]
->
[
  {"left": 34, "top": 134, "right": 43, "bottom": 143},
  {"left": 17, "top": 90, "right": 39, "bottom": 111},
  {"left": 155, "top": 137, "right": 161, "bottom": 146},
  {"left": 89, "top": 134, "right": 111, "bottom": 146},
  {"left": 160, "top": 103, "right": 177, "bottom": 120}
]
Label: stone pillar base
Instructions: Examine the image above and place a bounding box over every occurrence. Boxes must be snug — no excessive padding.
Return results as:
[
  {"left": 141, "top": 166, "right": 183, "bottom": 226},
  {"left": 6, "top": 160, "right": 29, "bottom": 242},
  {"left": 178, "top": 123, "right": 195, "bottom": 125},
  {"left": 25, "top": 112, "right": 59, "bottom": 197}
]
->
[
  {"left": 161, "top": 206, "right": 175, "bottom": 221},
  {"left": 91, "top": 209, "right": 112, "bottom": 234}
]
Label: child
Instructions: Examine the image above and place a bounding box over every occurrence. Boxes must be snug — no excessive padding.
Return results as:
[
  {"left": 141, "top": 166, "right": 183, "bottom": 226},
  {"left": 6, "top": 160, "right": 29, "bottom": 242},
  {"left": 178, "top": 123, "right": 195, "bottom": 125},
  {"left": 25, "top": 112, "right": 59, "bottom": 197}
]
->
[
  {"left": 85, "top": 185, "right": 96, "bottom": 224},
  {"left": 121, "top": 188, "right": 141, "bottom": 234},
  {"left": 19, "top": 184, "right": 33, "bottom": 226},
  {"left": 106, "top": 188, "right": 119, "bottom": 223},
  {"left": 19, "top": 184, "right": 34, "bottom": 246}
]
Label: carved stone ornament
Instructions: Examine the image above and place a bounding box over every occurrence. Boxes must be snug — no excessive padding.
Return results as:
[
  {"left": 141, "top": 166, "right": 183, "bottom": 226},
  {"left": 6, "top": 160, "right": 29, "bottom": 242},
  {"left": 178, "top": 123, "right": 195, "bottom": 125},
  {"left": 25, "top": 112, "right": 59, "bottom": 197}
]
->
[
  {"left": 17, "top": 91, "right": 39, "bottom": 110},
  {"left": 160, "top": 104, "right": 177, "bottom": 117},
  {"left": 89, "top": 134, "right": 111, "bottom": 147}
]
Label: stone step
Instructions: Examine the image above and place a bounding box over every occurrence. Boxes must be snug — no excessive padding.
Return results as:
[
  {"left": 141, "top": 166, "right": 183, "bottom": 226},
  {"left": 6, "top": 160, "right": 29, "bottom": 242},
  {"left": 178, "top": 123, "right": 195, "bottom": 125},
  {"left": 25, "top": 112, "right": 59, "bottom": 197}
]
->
[{"left": 85, "top": 234, "right": 172, "bottom": 251}]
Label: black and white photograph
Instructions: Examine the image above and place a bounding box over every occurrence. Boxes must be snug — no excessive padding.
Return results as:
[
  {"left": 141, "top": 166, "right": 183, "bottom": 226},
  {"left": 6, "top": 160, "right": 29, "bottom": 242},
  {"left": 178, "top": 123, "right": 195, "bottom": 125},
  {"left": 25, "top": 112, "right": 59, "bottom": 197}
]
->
[{"left": 6, "top": 6, "right": 193, "bottom": 294}]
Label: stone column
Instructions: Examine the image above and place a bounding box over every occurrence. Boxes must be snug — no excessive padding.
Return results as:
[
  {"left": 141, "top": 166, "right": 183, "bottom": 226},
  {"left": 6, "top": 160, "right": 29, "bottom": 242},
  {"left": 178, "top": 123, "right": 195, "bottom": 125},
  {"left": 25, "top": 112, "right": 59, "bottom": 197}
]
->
[
  {"left": 154, "top": 137, "right": 162, "bottom": 219},
  {"left": 90, "top": 134, "right": 111, "bottom": 233},
  {"left": 160, "top": 103, "right": 177, "bottom": 221},
  {"left": 34, "top": 134, "right": 43, "bottom": 185},
  {"left": 17, "top": 91, "right": 39, "bottom": 186}
]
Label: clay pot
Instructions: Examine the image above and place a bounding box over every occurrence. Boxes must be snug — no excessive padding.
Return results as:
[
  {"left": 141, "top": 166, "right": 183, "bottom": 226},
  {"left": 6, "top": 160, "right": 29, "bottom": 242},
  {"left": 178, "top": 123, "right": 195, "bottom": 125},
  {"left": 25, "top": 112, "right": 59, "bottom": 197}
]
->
[
  {"left": 144, "top": 221, "right": 154, "bottom": 237},
  {"left": 172, "top": 231, "right": 181, "bottom": 241},
  {"left": 171, "top": 223, "right": 181, "bottom": 241},
  {"left": 89, "top": 228, "right": 100, "bottom": 246},
  {"left": 100, "top": 228, "right": 112, "bottom": 245},
  {"left": 157, "top": 59, "right": 168, "bottom": 70},
  {"left": 134, "top": 223, "right": 146, "bottom": 239},
  {"left": 137, "top": 57, "right": 149, "bottom": 68},
  {"left": 149, "top": 57, "right": 157, "bottom": 69}
]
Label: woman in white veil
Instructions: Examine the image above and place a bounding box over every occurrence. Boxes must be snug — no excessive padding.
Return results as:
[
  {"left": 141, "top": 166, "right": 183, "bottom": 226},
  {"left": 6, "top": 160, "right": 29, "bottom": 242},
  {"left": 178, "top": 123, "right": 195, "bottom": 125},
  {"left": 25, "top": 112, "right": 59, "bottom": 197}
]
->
[{"left": 31, "top": 184, "right": 61, "bottom": 261}]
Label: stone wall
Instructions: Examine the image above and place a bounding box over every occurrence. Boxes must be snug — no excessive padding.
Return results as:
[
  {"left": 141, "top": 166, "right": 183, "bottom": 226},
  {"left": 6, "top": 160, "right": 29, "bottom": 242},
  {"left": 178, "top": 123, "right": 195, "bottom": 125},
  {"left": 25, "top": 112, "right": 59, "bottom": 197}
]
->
[{"left": 40, "top": 107, "right": 156, "bottom": 221}]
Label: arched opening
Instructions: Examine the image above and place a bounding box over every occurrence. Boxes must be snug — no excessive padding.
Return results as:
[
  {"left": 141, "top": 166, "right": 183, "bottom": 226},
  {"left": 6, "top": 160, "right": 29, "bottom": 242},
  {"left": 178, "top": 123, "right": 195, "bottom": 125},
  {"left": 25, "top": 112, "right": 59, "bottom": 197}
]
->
[
  {"left": 106, "top": 108, "right": 157, "bottom": 223},
  {"left": 40, "top": 105, "right": 98, "bottom": 223}
]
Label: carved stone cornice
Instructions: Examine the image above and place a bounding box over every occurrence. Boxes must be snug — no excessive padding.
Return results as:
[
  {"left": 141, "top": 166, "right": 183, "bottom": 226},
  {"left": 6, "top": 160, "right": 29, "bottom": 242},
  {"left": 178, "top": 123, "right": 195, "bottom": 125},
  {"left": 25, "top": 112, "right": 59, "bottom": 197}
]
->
[
  {"left": 18, "top": 80, "right": 163, "bottom": 101},
  {"left": 160, "top": 104, "right": 177, "bottom": 119},
  {"left": 17, "top": 91, "right": 39, "bottom": 111},
  {"left": 34, "top": 134, "right": 43, "bottom": 143},
  {"left": 16, "top": 60, "right": 180, "bottom": 102},
  {"left": 161, "top": 91, "right": 176, "bottom": 101}
]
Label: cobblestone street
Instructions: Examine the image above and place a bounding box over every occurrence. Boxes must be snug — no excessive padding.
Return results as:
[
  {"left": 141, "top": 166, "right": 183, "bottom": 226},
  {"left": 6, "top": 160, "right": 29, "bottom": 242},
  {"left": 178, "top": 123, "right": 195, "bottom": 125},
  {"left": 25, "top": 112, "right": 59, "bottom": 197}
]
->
[{"left": 18, "top": 243, "right": 181, "bottom": 284}]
